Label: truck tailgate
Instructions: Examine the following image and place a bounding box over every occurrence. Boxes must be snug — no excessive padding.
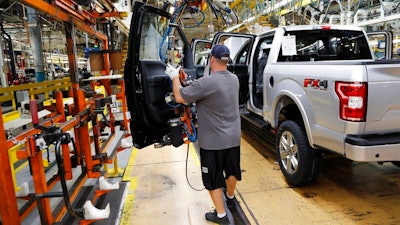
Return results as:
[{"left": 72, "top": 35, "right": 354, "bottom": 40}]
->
[{"left": 365, "top": 61, "right": 400, "bottom": 133}]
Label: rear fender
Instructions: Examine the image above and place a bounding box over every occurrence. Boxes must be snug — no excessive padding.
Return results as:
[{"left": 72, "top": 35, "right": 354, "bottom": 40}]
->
[{"left": 269, "top": 79, "right": 316, "bottom": 147}]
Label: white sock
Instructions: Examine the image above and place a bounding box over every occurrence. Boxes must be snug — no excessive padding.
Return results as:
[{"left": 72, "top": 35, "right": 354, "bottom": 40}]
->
[
  {"left": 217, "top": 212, "right": 226, "bottom": 218},
  {"left": 227, "top": 193, "right": 235, "bottom": 199}
]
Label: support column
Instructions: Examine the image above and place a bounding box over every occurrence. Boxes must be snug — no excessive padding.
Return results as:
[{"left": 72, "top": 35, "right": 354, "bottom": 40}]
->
[
  {"left": 27, "top": 7, "right": 45, "bottom": 82},
  {"left": 65, "top": 22, "right": 100, "bottom": 178},
  {"left": 64, "top": 22, "right": 79, "bottom": 85}
]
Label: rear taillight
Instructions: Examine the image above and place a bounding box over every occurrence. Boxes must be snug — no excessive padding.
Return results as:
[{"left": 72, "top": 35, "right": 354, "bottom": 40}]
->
[{"left": 335, "top": 82, "right": 367, "bottom": 122}]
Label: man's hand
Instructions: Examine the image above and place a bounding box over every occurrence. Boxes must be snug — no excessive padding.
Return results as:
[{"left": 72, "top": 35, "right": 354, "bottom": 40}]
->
[{"left": 165, "top": 64, "right": 181, "bottom": 80}]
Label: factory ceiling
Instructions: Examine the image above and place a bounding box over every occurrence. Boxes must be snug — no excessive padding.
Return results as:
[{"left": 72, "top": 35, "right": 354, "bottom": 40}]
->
[
  {"left": 0, "top": 0, "right": 400, "bottom": 59},
  {"left": 139, "top": 0, "right": 400, "bottom": 43},
  {"left": 0, "top": 0, "right": 128, "bottom": 58}
]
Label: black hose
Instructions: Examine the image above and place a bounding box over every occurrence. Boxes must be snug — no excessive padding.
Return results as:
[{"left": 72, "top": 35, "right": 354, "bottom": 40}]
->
[
  {"left": 185, "top": 143, "right": 204, "bottom": 191},
  {"left": 55, "top": 140, "right": 83, "bottom": 218},
  {"left": 36, "top": 197, "right": 49, "bottom": 225}
]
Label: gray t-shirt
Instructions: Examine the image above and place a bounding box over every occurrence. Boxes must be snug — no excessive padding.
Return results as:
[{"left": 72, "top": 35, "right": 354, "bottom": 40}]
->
[{"left": 180, "top": 70, "right": 240, "bottom": 150}]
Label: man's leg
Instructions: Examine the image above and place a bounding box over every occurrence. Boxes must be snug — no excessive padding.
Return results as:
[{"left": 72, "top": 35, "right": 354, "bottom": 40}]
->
[
  {"left": 226, "top": 175, "right": 237, "bottom": 197},
  {"left": 209, "top": 188, "right": 225, "bottom": 214},
  {"left": 205, "top": 188, "right": 229, "bottom": 224}
]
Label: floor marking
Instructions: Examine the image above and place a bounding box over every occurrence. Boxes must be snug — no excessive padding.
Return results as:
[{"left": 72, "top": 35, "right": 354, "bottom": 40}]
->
[
  {"left": 189, "top": 141, "right": 201, "bottom": 166},
  {"left": 120, "top": 148, "right": 138, "bottom": 225},
  {"left": 122, "top": 148, "right": 137, "bottom": 182},
  {"left": 119, "top": 148, "right": 138, "bottom": 225},
  {"left": 119, "top": 177, "right": 138, "bottom": 225}
]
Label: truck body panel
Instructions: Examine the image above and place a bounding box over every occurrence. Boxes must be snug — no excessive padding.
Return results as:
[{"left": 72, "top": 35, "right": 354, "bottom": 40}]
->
[
  {"left": 242, "top": 25, "right": 400, "bottom": 185},
  {"left": 365, "top": 63, "right": 400, "bottom": 132}
]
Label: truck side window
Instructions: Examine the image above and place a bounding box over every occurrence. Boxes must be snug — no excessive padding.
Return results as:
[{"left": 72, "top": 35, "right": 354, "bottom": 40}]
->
[{"left": 277, "top": 29, "right": 372, "bottom": 62}]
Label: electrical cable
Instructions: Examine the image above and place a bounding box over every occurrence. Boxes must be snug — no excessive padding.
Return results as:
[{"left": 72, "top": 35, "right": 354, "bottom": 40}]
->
[
  {"left": 55, "top": 139, "right": 83, "bottom": 218},
  {"left": 185, "top": 143, "right": 205, "bottom": 191},
  {"left": 391, "top": 2, "right": 400, "bottom": 13},
  {"left": 184, "top": 9, "right": 206, "bottom": 28},
  {"left": 159, "top": 0, "right": 189, "bottom": 61},
  {"left": 165, "top": 93, "right": 181, "bottom": 108},
  {"left": 184, "top": 120, "right": 197, "bottom": 142}
]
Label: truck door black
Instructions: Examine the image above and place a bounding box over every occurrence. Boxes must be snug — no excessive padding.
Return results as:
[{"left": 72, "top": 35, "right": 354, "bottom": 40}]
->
[{"left": 124, "top": 3, "right": 195, "bottom": 148}]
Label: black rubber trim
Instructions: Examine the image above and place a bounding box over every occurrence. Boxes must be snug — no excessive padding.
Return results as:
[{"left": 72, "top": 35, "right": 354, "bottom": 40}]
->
[{"left": 345, "top": 132, "right": 400, "bottom": 146}]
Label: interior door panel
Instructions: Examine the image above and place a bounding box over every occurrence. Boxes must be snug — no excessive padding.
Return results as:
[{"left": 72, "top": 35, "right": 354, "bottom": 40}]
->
[
  {"left": 227, "top": 64, "right": 249, "bottom": 105},
  {"left": 194, "top": 65, "right": 205, "bottom": 78},
  {"left": 140, "top": 60, "right": 175, "bottom": 127}
]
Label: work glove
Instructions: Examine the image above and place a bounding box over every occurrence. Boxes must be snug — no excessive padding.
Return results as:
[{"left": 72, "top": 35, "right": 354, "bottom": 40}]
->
[{"left": 165, "top": 64, "right": 181, "bottom": 80}]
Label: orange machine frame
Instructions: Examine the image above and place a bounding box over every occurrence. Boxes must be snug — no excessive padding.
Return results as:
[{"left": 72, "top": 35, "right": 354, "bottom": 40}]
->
[{"left": 0, "top": 0, "right": 129, "bottom": 224}]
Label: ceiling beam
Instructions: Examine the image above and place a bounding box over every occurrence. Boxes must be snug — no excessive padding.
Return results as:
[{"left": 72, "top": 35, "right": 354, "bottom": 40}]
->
[{"left": 18, "top": 0, "right": 107, "bottom": 41}]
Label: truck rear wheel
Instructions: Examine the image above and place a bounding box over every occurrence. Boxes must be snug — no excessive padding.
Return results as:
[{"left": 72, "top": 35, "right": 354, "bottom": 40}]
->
[{"left": 276, "top": 120, "right": 321, "bottom": 186}]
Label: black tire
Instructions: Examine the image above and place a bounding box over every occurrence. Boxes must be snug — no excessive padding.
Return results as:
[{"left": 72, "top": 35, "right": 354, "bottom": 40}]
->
[{"left": 276, "top": 120, "right": 321, "bottom": 186}]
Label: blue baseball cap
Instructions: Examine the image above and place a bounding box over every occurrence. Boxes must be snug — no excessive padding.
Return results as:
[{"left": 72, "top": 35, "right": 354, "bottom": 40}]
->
[{"left": 210, "top": 44, "right": 230, "bottom": 61}]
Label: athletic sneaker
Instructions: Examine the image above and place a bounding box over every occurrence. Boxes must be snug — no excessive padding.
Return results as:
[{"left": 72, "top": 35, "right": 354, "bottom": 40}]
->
[
  {"left": 224, "top": 192, "right": 236, "bottom": 209},
  {"left": 226, "top": 196, "right": 236, "bottom": 209},
  {"left": 205, "top": 210, "right": 229, "bottom": 224}
]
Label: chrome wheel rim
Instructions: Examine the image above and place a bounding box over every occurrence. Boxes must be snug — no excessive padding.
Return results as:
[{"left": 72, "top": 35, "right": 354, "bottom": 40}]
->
[{"left": 279, "top": 130, "right": 299, "bottom": 174}]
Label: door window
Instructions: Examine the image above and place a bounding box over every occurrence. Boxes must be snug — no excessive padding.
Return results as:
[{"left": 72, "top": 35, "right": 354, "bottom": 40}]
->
[
  {"left": 193, "top": 41, "right": 211, "bottom": 66},
  {"left": 139, "top": 12, "right": 187, "bottom": 67},
  {"left": 367, "top": 31, "right": 393, "bottom": 60},
  {"left": 139, "top": 12, "right": 168, "bottom": 60}
]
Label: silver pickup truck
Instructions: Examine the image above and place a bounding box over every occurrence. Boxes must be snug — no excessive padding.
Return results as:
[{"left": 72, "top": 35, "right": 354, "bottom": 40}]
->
[
  {"left": 206, "top": 25, "right": 400, "bottom": 186},
  {"left": 124, "top": 3, "right": 400, "bottom": 186}
]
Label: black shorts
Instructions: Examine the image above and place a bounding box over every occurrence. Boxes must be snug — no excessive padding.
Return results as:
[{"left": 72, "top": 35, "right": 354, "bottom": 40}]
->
[{"left": 200, "top": 146, "right": 241, "bottom": 190}]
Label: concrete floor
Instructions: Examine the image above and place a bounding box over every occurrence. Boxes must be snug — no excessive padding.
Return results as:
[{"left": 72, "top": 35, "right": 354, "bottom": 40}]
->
[{"left": 125, "top": 128, "right": 400, "bottom": 225}]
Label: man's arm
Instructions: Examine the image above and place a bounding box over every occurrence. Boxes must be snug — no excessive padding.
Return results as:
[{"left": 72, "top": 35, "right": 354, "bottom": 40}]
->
[
  {"left": 165, "top": 64, "right": 186, "bottom": 104},
  {"left": 171, "top": 76, "right": 185, "bottom": 103}
]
